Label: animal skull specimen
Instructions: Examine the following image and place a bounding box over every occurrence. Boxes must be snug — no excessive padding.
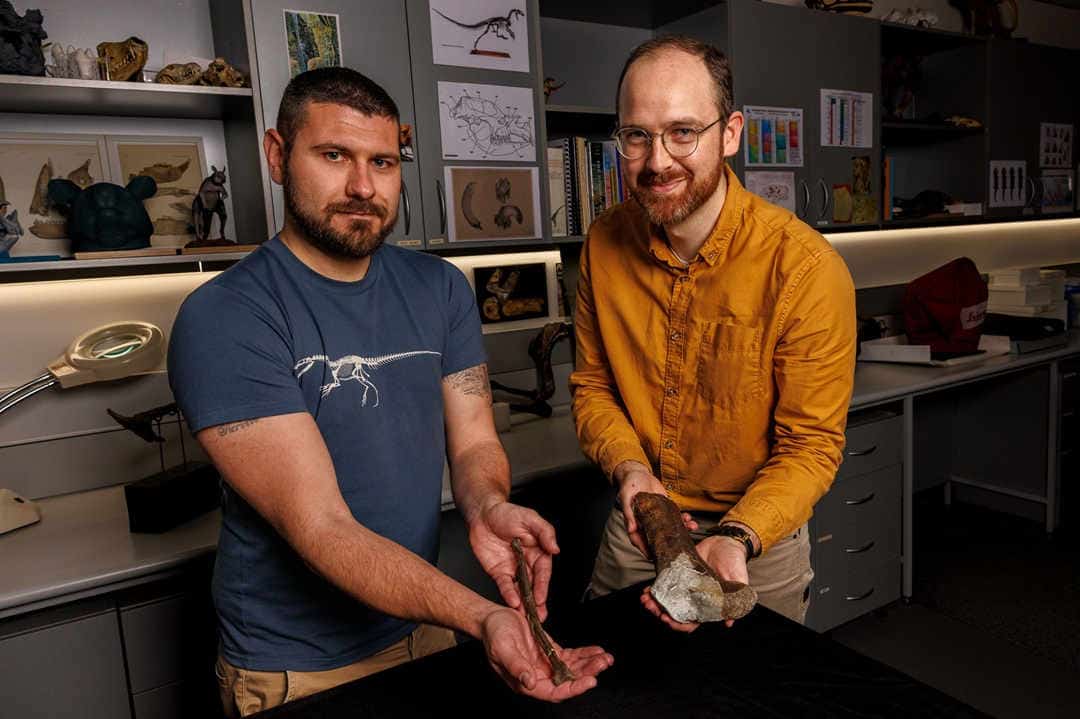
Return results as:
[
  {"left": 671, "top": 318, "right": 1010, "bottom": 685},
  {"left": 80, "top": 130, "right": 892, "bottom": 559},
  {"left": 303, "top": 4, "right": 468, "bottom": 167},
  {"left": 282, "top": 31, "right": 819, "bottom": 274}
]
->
[
  {"left": 96, "top": 37, "right": 148, "bottom": 82},
  {"left": 154, "top": 62, "right": 201, "bottom": 85}
]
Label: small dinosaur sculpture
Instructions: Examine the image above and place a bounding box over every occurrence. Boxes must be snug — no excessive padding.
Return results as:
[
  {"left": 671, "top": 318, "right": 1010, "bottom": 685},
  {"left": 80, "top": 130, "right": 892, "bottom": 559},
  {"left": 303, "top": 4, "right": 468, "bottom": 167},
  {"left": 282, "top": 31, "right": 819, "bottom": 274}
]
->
[{"left": 433, "top": 8, "right": 524, "bottom": 52}]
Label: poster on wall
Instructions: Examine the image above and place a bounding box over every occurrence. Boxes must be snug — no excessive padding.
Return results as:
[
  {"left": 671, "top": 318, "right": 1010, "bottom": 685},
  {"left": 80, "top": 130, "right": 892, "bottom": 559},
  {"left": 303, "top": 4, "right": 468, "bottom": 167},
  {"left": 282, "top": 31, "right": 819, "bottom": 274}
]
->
[
  {"left": 284, "top": 9, "right": 342, "bottom": 78},
  {"left": 1040, "top": 170, "right": 1074, "bottom": 214},
  {"left": 437, "top": 81, "right": 536, "bottom": 161},
  {"left": 444, "top": 165, "right": 541, "bottom": 243},
  {"left": 429, "top": 1, "right": 530, "bottom": 73},
  {"left": 745, "top": 171, "right": 796, "bottom": 213},
  {"left": 820, "top": 89, "right": 873, "bottom": 149},
  {"left": 1040, "top": 122, "right": 1073, "bottom": 169},
  {"left": 743, "top": 106, "right": 803, "bottom": 167},
  {"left": 107, "top": 136, "right": 207, "bottom": 247},
  {"left": 0, "top": 133, "right": 110, "bottom": 260},
  {"left": 989, "top": 160, "right": 1027, "bottom": 208}
]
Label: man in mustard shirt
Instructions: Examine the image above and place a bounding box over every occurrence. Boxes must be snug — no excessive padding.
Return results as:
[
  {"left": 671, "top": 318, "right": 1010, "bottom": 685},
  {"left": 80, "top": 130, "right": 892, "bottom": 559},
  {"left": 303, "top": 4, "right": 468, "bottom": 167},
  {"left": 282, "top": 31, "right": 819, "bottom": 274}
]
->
[{"left": 570, "top": 36, "right": 856, "bottom": 627}]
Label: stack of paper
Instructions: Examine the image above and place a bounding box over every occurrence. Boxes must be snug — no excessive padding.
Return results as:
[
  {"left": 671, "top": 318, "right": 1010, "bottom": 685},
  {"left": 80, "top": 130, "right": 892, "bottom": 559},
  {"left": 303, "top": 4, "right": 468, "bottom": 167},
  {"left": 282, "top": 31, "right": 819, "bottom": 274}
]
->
[{"left": 987, "top": 267, "right": 1067, "bottom": 323}]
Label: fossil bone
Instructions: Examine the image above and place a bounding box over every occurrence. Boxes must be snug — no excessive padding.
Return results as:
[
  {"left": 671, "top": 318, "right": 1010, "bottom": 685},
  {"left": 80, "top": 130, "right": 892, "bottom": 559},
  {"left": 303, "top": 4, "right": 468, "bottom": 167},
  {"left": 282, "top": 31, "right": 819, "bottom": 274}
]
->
[
  {"left": 154, "top": 62, "right": 201, "bottom": 85},
  {"left": 96, "top": 36, "right": 148, "bottom": 82}
]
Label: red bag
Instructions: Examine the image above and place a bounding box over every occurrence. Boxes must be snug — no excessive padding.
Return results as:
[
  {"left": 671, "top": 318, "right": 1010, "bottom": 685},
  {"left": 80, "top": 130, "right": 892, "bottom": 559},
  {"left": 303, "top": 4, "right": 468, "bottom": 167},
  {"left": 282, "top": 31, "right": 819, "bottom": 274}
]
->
[{"left": 902, "top": 257, "right": 988, "bottom": 353}]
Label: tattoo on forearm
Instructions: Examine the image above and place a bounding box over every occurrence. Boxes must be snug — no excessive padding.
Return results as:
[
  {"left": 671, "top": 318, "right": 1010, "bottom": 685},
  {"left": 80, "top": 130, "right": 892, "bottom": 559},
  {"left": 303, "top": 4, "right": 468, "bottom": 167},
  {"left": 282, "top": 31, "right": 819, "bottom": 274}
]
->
[
  {"left": 444, "top": 364, "right": 492, "bottom": 400},
  {"left": 216, "top": 418, "right": 260, "bottom": 437}
]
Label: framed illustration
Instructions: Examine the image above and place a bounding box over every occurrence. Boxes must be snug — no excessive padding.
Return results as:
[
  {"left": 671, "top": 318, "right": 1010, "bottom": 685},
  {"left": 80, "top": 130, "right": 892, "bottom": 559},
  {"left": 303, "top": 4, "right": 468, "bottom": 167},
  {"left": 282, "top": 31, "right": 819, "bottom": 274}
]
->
[
  {"left": 106, "top": 136, "right": 208, "bottom": 246},
  {"left": 444, "top": 165, "right": 541, "bottom": 243},
  {"left": 1039, "top": 170, "right": 1074, "bottom": 214},
  {"left": 284, "top": 9, "right": 343, "bottom": 78},
  {"left": 444, "top": 250, "right": 563, "bottom": 334},
  {"left": 0, "top": 132, "right": 110, "bottom": 259},
  {"left": 429, "top": 1, "right": 529, "bottom": 73}
]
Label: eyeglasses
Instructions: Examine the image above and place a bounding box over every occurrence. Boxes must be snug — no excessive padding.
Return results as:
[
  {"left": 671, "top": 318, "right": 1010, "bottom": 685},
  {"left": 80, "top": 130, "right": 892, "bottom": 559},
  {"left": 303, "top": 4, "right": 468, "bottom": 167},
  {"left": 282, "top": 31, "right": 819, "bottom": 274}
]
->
[{"left": 612, "top": 117, "right": 724, "bottom": 160}]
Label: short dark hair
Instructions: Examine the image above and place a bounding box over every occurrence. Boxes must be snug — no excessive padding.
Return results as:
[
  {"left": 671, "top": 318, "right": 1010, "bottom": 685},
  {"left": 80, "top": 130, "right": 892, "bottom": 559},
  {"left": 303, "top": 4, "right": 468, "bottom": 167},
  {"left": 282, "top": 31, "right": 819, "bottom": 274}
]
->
[
  {"left": 615, "top": 35, "right": 734, "bottom": 122},
  {"left": 276, "top": 67, "right": 400, "bottom": 146}
]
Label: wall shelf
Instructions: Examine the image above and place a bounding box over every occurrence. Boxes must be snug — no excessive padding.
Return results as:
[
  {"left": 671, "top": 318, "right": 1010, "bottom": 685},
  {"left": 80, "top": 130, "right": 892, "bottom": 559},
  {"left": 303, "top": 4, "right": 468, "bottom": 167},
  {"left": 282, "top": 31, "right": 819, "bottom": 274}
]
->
[
  {"left": 0, "top": 74, "right": 253, "bottom": 120},
  {"left": 0, "top": 250, "right": 253, "bottom": 275}
]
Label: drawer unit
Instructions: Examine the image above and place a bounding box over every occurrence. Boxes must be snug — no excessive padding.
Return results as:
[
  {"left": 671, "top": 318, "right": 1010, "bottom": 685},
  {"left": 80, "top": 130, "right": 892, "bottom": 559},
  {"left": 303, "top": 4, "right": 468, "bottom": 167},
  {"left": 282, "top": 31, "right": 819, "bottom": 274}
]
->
[
  {"left": 806, "top": 558, "right": 901, "bottom": 632},
  {"left": 811, "top": 466, "right": 902, "bottom": 587},
  {"left": 836, "top": 412, "right": 903, "bottom": 482}
]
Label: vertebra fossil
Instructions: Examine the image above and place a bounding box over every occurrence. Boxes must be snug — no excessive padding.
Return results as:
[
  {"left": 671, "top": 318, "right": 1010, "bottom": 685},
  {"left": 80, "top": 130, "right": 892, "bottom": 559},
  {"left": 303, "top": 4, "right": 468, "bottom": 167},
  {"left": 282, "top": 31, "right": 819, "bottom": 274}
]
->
[{"left": 96, "top": 36, "right": 148, "bottom": 82}]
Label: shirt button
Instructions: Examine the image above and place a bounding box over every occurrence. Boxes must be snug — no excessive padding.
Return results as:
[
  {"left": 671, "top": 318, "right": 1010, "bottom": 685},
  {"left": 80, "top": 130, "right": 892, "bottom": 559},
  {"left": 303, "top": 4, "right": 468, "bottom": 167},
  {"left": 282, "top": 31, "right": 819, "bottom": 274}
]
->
[
  {"left": 670, "top": 331, "right": 681, "bottom": 341},
  {"left": 708, "top": 251, "right": 717, "bottom": 260},
  {"left": 664, "top": 440, "right": 674, "bottom": 449},
  {"left": 665, "top": 387, "right": 678, "bottom": 397},
  {"left": 678, "top": 276, "right": 690, "bottom": 283}
]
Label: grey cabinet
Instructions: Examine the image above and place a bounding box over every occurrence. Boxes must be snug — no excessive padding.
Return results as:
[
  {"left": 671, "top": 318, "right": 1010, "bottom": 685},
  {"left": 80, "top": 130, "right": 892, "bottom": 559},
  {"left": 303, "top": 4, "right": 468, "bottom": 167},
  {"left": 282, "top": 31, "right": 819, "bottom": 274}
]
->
[
  {"left": 807, "top": 409, "right": 903, "bottom": 632},
  {"left": 406, "top": 0, "right": 547, "bottom": 249},
  {"left": 986, "top": 39, "right": 1079, "bottom": 218},
  {"left": 728, "top": 0, "right": 880, "bottom": 229},
  {"left": 249, "top": 0, "right": 426, "bottom": 247},
  {"left": 0, "top": 601, "right": 131, "bottom": 719}
]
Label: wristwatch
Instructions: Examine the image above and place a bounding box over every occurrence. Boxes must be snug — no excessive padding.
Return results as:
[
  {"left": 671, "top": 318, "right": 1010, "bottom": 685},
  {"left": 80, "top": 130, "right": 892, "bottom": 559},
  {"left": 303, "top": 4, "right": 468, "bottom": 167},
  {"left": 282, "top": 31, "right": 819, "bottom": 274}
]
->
[{"left": 708, "top": 523, "right": 758, "bottom": 561}]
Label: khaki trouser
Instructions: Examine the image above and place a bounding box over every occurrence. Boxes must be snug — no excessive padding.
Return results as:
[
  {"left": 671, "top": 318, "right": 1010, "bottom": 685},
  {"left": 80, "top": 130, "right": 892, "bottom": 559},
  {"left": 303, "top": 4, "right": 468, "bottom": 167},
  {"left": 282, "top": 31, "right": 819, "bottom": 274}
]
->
[
  {"left": 589, "top": 507, "right": 814, "bottom": 624},
  {"left": 214, "top": 624, "right": 457, "bottom": 717}
]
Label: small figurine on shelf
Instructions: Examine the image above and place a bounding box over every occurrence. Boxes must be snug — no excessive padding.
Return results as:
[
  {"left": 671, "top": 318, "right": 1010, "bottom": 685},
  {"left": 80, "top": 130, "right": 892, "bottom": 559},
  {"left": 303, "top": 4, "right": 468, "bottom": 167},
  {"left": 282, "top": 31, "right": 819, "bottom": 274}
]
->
[
  {"left": 0, "top": 1, "right": 46, "bottom": 76},
  {"left": 45, "top": 44, "right": 100, "bottom": 79},
  {"left": 0, "top": 201, "right": 24, "bottom": 258},
  {"left": 187, "top": 166, "right": 231, "bottom": 248}
]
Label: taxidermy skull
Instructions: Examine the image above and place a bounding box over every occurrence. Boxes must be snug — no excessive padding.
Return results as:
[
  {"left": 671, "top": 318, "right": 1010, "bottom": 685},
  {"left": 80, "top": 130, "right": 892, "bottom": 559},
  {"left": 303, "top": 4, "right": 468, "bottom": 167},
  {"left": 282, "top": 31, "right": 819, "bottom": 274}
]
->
[{"left": 96, "top": 36, "right": 148, "bottom": 81}]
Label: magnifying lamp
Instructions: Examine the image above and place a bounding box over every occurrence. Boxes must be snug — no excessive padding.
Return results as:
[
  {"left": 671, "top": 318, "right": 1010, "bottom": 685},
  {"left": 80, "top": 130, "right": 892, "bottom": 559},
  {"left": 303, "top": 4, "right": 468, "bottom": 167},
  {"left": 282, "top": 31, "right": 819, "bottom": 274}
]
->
[{"left": 0, "top": 321, "right": 165, "bottom": 534}]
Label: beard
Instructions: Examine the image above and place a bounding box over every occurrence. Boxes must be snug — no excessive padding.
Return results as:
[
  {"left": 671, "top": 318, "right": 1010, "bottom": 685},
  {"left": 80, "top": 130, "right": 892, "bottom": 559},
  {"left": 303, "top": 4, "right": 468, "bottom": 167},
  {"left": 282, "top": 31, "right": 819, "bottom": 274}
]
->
[
  {"left": 629, "top": 155, "right": 724, "bottom": 227},
  {"left": 282, "top": 162, "right": 397, "bottom": 260}
]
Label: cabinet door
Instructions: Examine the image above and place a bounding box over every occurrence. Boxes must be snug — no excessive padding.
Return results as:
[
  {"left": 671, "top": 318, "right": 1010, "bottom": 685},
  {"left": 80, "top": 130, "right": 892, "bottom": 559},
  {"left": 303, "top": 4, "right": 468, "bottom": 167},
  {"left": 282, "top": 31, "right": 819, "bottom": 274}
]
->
[
  {"left": 729, "top": 0, "right": 879, "bottom": 229},
  {"left": 0, "top": 608, "right": 131, "bottom": 719},
  {"left": 249, "top": 0, "right": 426, "bottom": 247},
  {"left": 988, "top": 40, "right": 1079, "bottom": 218},
  {"left": 406, "top": 0, "right": 546, "bottom": 250}
]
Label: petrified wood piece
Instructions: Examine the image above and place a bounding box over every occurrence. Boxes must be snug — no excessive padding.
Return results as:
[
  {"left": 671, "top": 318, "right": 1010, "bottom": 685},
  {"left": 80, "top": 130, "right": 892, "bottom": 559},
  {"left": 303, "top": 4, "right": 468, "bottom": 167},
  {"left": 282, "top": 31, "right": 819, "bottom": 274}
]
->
[
  {"left": 511, "top": 538, "right": 575, "bottom": 685},
  {"left": 632, "top": 492, "right": 758, "bottom": 623}
]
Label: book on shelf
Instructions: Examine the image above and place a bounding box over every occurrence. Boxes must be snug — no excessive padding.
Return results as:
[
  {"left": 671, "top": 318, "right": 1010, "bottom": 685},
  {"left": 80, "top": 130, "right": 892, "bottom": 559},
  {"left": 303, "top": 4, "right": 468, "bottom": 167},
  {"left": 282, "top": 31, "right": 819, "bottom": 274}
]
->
[
  {"left": 549, "top": 136, "right": 628, "bottom": 238},
  {"left": 546, "top": 145, "right": 568, "bottom": 237},
  {"left": 988, "top": 283, "right": 1054, "bottom": 307}
]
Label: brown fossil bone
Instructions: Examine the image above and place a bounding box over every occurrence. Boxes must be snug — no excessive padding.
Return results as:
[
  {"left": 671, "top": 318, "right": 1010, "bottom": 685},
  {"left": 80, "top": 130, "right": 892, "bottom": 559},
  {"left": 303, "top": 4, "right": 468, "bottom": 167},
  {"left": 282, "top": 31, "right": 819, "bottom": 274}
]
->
[
  {"left": 511, "top": 538, "right": 575, "bottom": 686},
  {"left": 632, "top": 493, "right": 758, "bottom": 623},
  {"left": 96, "top": 36, "right": 148, "bottom": 81},
  {"left": 198, "top": 57, "right": 245, "bottom": 88},
  {"left": 154, "top": 62, "right": 201, "bottom": 85}
]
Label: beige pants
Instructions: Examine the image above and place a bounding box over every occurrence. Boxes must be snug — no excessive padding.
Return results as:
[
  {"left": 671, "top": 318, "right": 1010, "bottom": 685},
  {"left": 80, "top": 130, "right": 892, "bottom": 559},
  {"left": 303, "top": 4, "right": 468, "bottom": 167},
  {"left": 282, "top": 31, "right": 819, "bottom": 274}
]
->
[
  {"left": 214, "top": 624, "right": 457, "bottom": 717},
  {"left": 590, "top": 507, "right": 814, "bottom": 624}
]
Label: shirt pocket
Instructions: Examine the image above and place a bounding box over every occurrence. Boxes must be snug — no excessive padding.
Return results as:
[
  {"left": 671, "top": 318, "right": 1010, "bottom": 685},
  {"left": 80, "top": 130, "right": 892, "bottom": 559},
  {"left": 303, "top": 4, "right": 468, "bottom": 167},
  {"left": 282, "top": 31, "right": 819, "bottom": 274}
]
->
[{"left": 695, "top": 320, "right": 764, "bottom": 412}]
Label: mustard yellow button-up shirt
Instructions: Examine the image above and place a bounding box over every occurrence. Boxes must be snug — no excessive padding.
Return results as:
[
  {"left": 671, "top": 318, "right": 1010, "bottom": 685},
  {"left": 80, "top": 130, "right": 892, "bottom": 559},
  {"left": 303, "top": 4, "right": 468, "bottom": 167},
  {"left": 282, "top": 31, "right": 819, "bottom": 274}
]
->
[{"left": 570, "top": 167, "right": 857, "bottom": 553}]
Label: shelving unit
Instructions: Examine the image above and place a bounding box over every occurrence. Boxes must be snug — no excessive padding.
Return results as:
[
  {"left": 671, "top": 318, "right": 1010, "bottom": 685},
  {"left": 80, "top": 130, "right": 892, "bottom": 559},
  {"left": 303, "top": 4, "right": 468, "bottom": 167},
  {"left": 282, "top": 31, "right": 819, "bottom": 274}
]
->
[
  {"left": 0, "top": 250, "right": 253, "bottom": 274},
  {"left": 0, "top": 74, "right": 253, "bottom": 120}
]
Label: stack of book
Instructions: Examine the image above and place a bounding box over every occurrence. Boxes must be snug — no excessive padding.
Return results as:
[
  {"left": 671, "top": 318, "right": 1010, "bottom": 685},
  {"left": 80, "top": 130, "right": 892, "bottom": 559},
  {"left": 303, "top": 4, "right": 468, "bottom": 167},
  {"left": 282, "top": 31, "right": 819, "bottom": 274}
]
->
[
  {"left": 546, "top": 137, "right": 629, "bottom": 238},
  {"left": 987, "top": 267, "right": 1068, "bottom": 323}
]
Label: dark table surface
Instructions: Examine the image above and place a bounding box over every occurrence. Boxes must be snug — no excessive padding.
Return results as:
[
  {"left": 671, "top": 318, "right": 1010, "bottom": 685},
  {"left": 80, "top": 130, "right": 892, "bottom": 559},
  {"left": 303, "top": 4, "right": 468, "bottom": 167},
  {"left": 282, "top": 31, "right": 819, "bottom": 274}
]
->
[{"left": 258, "top": 584, "right": 989, "bottom": 718}]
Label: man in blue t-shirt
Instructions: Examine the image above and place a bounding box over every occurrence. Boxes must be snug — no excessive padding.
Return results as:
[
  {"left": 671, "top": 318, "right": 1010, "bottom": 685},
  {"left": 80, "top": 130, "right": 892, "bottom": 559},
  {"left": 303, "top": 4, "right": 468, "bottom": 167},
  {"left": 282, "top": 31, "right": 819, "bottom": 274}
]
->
[{"left": 168, "top": 68, "right": 612, "bottom": 716}]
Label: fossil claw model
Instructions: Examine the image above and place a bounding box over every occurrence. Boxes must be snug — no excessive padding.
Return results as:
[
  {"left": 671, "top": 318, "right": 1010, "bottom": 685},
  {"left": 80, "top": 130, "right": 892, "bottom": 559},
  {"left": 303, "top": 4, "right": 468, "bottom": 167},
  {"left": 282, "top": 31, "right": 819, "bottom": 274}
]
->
[
  {"left": 461, "top": 181, "right": 482, "bottom": 229},
  {"left": 96, "top": 37, "right": 148, "bottom": 82}
]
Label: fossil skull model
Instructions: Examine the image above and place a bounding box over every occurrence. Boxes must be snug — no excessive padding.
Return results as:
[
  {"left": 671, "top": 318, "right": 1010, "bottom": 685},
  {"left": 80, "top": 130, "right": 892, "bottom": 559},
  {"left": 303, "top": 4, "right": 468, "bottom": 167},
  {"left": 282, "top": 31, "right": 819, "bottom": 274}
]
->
[
  {"left": 96, "top": 36, "right": 148, "bottom": 82},
  {"left": 154, "top": 62, "right": 201, "bottom": 85}
]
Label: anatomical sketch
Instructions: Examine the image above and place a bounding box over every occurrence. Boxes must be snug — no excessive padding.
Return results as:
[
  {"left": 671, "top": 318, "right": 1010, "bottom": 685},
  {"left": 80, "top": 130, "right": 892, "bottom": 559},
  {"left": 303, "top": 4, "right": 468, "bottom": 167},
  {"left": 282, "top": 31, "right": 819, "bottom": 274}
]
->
[
  {"left": 293, "top": 350, "right": 441, "bottom": 407},
  {"left": 429, "top": 1, "right": 529, "bottom": 73},
  {"left": 438, "top": 81, "right": 536, "bottom": 162},
  {"left": 446, "top": 166, "right": 540, "bottom": 243}
]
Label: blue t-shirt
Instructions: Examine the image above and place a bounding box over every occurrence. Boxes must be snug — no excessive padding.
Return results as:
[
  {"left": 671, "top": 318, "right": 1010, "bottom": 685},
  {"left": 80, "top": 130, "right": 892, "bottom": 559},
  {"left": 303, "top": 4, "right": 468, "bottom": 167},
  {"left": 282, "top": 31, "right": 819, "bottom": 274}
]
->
[{"left": 167, "top": 237, "right": 486, "bottom": 671}]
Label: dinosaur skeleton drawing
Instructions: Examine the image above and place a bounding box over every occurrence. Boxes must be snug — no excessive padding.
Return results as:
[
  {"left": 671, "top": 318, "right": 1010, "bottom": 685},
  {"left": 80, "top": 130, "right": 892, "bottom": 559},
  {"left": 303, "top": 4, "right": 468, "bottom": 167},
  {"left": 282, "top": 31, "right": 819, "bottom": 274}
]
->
[
  {"left": 293, "top": 350, "right": 441, "bottom": 406},
  {"left": 432, "top": 7, "right": 524, "bottom": 55}
]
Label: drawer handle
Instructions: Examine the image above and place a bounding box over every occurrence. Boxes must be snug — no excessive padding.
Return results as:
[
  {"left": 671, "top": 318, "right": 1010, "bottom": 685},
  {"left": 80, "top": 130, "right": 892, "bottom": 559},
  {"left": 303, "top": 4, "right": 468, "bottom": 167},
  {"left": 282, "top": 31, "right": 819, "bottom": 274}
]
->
[
  {"left": 844, "top": 587, "right": 875, "bottom": 602},
  {"left": 846, "top": 445, "right": 878, "bottom": 457},
  {"left": 844, "top": 540, "right": 876, "bottom": 554},
  {"left": 843, "top": 492, "right": 876, "bottom": 506}
]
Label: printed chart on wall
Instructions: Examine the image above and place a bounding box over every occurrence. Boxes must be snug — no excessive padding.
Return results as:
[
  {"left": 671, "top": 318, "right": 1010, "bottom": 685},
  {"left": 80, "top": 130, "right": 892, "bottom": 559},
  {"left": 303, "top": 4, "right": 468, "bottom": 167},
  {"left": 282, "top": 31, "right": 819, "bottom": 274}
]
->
[
  {"left": 743, "top": 106, "right": 803, "bottom": 167},
  {"left": 438, "top": 82, "right": 535, "bottom": 161},
  {"left": 445, "top": 165, "right": 541, "bottom": 242},
  {"left": 745, "top": 171, "right": 795, "bottom": 213},
  {"left": 989, "top": 160, "right": 1027, "bottom": 208},
  {"left": 1040, "top": 123, "right": 1073, "bottom": 169},
  {"left": 820, "top": 89, "right": 872, "bottom": 149},
  {"left": 283, "top": 10, "right": 342, "bottom": 78},
  {"left": 429, "top": 1, "right": 529, "bottom": 73}
]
